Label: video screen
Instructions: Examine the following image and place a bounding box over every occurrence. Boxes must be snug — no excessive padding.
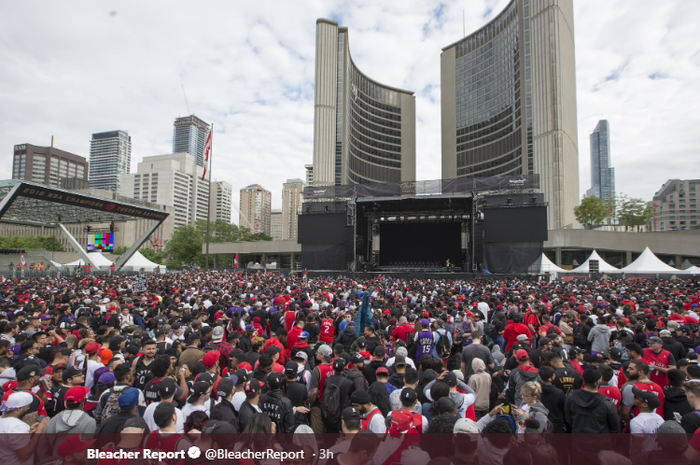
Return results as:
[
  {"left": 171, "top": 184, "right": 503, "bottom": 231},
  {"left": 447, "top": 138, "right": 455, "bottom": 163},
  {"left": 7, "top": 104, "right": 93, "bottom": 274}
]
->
[{"left": 88, "top": 233, "right": 114, "bottom": 252}]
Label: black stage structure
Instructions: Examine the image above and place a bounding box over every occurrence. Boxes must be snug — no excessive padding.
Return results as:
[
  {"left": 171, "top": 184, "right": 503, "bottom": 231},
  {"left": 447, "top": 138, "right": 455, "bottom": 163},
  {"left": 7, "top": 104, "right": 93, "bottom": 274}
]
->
[{"left": 298, "top": 176, "right": 548, "bottom": 274}]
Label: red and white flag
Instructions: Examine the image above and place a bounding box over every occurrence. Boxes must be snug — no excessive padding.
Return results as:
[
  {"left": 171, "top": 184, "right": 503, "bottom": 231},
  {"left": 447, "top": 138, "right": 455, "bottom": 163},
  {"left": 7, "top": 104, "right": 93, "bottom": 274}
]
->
[
  {"left": 234, "top": 253, "right": 238, "bottom": 269},
  {"left": 201, "top": 127, "right": 212, "bottom": 181},
  {"left": 20, "top": 251, "right": 26, "bottom": 267}
]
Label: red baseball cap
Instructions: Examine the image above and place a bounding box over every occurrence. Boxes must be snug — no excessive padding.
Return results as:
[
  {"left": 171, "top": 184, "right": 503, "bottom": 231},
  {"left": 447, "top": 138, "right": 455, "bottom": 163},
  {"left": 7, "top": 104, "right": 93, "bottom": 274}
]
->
[
  {"left": 57, "top": 435, "right": 96, "bottom": 457},
  {"left": 203, "top": 351, "right": 221, "bottom": 368},
  {"left": 65, "top": 386, "right": 90, "bottom": 404},
  {"left": 376, "top": 367, "right": 389, "bottom": 375},
  {"left": 84, "top": 342, "right": 100, "bottom": 355},
  {"left": 515, "top": 349, "right": 530, "bottom": 361},
  {"left": 238, "top": 362, "right": 252, "bottom": 372}
]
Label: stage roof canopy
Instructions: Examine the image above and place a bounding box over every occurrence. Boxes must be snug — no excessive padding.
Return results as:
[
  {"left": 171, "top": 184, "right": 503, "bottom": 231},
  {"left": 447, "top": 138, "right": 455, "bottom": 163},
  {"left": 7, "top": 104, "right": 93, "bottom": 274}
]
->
[{"left": 0, "top": 180, "right": 169, "bottom": 225}]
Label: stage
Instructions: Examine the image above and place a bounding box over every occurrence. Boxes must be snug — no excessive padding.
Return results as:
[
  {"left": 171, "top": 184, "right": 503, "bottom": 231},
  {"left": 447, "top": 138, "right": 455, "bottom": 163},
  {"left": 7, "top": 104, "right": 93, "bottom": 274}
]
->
[{"left": 298, "top": 176, "right": 548, "bottom": 274}]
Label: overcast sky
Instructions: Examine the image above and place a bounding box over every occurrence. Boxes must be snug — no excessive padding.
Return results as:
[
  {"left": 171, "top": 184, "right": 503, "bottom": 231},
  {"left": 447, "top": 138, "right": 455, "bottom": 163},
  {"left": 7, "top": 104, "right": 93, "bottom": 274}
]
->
[{"left": 1, "top": 0, "right": 698, "bottom": 218}]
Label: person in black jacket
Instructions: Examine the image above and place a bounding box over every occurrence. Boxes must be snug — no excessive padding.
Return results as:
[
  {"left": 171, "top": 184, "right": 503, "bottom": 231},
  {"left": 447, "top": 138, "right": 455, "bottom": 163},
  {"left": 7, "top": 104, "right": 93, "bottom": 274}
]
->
[
  {"left": 661, "top": 330, "right": 687, "bottom": 362},
  {"left": 362, "top": 346, "right": 386, "bottom": 387},
  {"left": 238, "top": 379, "right": 264, "bottom": 432},
  {"left": 210, "top": 378, "right": 238, "bottom": 432},
  {"left": 663, "top": 368, "right": 693, "bottom": 421},
  {"left": 259, "top": 373, "right": 295, "bottom": 433},
  {"left": 565, "top": 367, "right": 620, "bottom": 458},
  {"left": 538, "top": 366, "right": 567, "bottom": 433},
  {"left": 322, "top": 358, "right": 355, "bottom": 433}
]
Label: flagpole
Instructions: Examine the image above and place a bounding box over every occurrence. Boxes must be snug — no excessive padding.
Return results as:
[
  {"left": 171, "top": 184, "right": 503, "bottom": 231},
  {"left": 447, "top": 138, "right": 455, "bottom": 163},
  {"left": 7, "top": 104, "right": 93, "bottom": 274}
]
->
[{"left": 205, "top": 124, "right": 213, "bottom": 270}]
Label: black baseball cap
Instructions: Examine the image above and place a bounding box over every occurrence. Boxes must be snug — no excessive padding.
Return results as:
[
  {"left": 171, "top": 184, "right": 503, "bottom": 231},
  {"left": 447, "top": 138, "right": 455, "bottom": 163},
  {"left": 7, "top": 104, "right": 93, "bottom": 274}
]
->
[
  {"left": 267, "top": 373, "right": 285, "bottom": 390},
  {"left": 351, "top": 354, "right": 365, "bottom": 365},
  {"left": 632, "top": 385, "right": 661, "bottom": 410},
  {"left": 187, "top": 381, "right": 210, "bottom": 404},
  {"left": 244, "top": 379, "right": 263, "bottom": 396},
  {"left": 285, "top": 362, "right": 298, "bottom": 377},
  {"left": 158, "top": 377, "right": 177, "bottom": 398},
  {"left": 17, "top": 365, "right": 44, "bottom": 381},
  {"left": 62, "top": 366, "right": 82, "bottom": 382},
  {"left": 394, "top": 355, "right": 407, "bottom": 367},
  {"left": 333, "top": 358, "right": 346, "bottom": 371},
  {"left": 216, "top": 378, "right": 234, "bottom": 398},
  {"left": 443, "top": 371, "right": 457, "bottom": 387},
  {"left": 400, "top": 387, "right": 418, "bottom": 404},
  {"left": 342, "top": 407, "right": 361, "bottom": 422},
  {"left": 232, "top": 369, "right": 249, "bottom": 386},
  {"left": 153, "top": 401, "right": 176, "bottom": 428}
]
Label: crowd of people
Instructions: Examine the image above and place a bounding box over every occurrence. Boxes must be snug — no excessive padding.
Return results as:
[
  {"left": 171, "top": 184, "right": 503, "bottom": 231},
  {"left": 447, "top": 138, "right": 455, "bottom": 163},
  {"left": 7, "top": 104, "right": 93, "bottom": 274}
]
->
[{"left": 0, "top": 270, "right": 699, "bottom": 465}]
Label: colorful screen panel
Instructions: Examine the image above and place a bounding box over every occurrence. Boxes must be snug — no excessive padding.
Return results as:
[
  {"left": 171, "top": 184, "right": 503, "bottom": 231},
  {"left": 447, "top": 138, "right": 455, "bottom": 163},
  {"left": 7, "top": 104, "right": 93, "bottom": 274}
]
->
[{"left": 87, "top": 233, "right": 114, "bottom": 252}]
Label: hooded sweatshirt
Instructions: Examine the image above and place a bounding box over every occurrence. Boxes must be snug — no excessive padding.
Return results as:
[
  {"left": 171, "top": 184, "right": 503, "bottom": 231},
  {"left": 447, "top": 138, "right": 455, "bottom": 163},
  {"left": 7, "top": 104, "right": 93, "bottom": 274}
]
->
[
  {"left": 468, "top": 358, "right": 491, "bottom": 411},
  {"left": 565, "top": 389, "right": 620, "bottom": 434},
  {"left": 491, "top": 345, "right": 505, "bottom": 366},
  {"left": 39, "top": 408, "right": 96, "bottom": 457},
  {"left": 336, "top": 325, "right": 356, "bottom": 348},
  {"left": 508, "top": 364, "right": 539, "bottom": 406},
  {"left": 516, "top": 401, "right": 549, "bottom": 433},
  {"left": 388, "top": 372, "right": 406, "bottom": 389},
  {"left": 540, "top": 383, "right": 567, "bottom": 433},
  {"left": 587, "top": 324, "right": 611, "bottom": 354},
  {"left": 663, "top": 386, "right": 693, "bottom": 421}
]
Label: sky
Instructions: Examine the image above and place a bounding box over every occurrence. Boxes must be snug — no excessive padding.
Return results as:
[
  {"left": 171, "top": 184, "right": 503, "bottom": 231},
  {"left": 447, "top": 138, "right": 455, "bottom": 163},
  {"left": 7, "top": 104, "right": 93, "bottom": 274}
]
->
[{"left": 1, "top": 0, "right": 699, "bottom": 220}]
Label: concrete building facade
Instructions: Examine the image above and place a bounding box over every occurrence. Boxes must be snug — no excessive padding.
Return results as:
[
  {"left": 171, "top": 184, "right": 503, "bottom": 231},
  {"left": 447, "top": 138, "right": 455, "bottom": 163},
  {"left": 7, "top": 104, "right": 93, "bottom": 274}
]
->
[
  {"left": 312, "top": 19, "right": 416, "bottom": 186},
  {"left": 121, "top": 153, "right": 209, "bottom": 229},
  {"left": 209, "top": 180, "right": 232, "bottom": 223},
  {"left": 282, "top": 178, "right": 304, "bottom": 240},
  {"left": 239, "top": 184, "right": 272, "bottom": 236},
  {"left": 652, "top": 179, "right": 700, "bottom": 232},
  {"left": 12, "top": 143, "right": 88, "bottom": 188},
  {"left": 586, "top": 120, "right": 615, "bottom": 200},
  {"left": 172, "top": 115, "right": 210, "bottom": 168},
  {"left": 270, "top": 209, "right": 283, "bottom": 241},
  {"left": 441, "top": 0, "right": 579, "bottom": 229},
  {"left": 89, "top": 130, "right": 132, "bottom": 193}
]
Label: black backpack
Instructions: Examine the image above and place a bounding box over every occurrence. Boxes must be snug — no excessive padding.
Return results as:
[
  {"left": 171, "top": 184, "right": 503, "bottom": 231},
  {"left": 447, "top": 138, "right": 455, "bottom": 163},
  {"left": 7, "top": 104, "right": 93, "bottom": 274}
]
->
[
  {"left": 482, "top": 323, "right": 497, "bottom": 340},
  {"left": 437, "top": 331, "right": 451, "bottom": 358},
  {"left": 573, "top": 324, "right": 587, "bottom": 347},
  {"left": 321, "top": 381, "right": 342, "bottom": 431}
]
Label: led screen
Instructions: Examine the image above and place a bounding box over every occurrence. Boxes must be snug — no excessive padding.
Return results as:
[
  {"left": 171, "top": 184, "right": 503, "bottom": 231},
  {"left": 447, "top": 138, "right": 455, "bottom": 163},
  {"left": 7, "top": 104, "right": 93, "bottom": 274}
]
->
[{"left": 88, "top": 233, "right": 114, "bottom": 252}]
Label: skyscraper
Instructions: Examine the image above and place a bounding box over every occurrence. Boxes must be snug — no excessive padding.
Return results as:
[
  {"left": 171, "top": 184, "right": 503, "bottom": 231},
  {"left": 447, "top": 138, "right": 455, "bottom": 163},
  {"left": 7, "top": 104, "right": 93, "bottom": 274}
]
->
[
  {"left": 312, "top": 19, "right": 416, "bottom": 186},
  {"left": 12, "top": 143, "right": 88, "bottom": 188},
  {"left": 89, "top": 130, "right": 131, "bottom": 193},
  {"left": 282, "top": 179, "right": 304, "bottom": 240},
  {"left": 209, "top": 180, "right": 232, "bottom": 223},
  {"left": 172, "top": 115, "right": 210, "bottom": 167},
  {"left": 239, "top": 184, "right": 272, "bottom": 236},
  {"left": 586, "top": 120, "right": 615, "bottom": 201},
  {"left": 441, "top": 0, "right": 579, "bottom": 229},
  {"left": 120, "top": 153, "right": 208, "bottom": 229}
]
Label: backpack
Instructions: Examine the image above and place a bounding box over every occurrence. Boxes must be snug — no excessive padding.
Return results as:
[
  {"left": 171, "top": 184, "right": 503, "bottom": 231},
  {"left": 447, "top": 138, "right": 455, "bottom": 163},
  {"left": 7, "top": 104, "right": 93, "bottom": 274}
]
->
[
  {"left": 321, "top": 381, "right": 343, "bottom": 431},
  {"left": 101, "top": 387, "right": 125, "bottom": 425},
  {"left": 482, "top": 323, "right": 497, "bottom": 340},
  {"left": 436, "top": 331, "right": 451, "bottom": 358},
  {"left": 495, "top": 414, "right": 517, "bottom": 432},
  {"left": 573, "top": 324, "right": 587, "bottom": 347}
]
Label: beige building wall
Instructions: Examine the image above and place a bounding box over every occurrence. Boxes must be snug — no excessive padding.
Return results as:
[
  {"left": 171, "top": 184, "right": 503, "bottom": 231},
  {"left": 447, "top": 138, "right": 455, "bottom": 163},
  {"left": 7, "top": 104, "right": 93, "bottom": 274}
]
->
[
  {"left": 529, "top": 0, "right": 579, "bottom": 229},
  {"left": 239, "top": 184, "right": 272, "bottom": 235},
  {"left": 312, "top": 19, "right": 416, "bottom": 186},
  {"left": 282, "top": 179, "right": 304, "bottom": 240},
  {"left": 209, "top": 180, "right": 232, "bottom": 223},
  {"left": 270, "top": 209, "right": 283, "bottom": 241}
]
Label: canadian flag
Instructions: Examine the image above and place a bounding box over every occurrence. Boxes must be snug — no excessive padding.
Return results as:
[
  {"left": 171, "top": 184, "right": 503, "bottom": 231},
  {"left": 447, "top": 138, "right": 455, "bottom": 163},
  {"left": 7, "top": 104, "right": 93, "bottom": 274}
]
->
[
  {"left": 234, "top": 253, "right": 238, "bottom": 269},
  {"left": 201, "top": 127, "right": 212, "bottom": 181},
  {"left": 20, "top": 251, "right": 27, "bottom": 267}
]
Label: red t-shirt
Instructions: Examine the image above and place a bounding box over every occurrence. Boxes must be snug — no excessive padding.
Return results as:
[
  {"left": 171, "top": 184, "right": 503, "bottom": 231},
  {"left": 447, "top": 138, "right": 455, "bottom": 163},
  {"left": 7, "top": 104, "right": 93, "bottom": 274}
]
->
[
  {"left": 503, "top": 323, "right": 532, "bottom": 352},
  {"left": 599, "top": 385, "right": 622, "bottom": 407}
]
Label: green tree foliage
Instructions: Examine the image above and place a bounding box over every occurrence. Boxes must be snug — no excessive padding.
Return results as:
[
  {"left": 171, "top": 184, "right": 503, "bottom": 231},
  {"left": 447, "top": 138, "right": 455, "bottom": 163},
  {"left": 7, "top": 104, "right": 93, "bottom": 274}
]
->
[
  {"left": 140, "top": 247, "right": 165, "bottom": 265},
  {"left": 0, "top": 235, "right": 64, "bottom": 252},
  {"left": 618, "top": 197, "right": 653, "bottom": 231},
  {"left": 574, "top": 196, "right": 609, "bottom": 228},
  {"left": 163, "top": 221, "right": 271, "bottom": 269},
  {"left": 112, "top": 246, "right": 129, "bottom": 255}
]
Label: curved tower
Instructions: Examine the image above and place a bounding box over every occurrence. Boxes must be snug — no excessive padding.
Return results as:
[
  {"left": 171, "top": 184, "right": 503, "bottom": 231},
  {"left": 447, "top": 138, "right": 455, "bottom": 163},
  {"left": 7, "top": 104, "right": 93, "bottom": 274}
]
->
[
  {"left": 441, "top": 0, "right": 579, "bottom": 229},
  {"left": 312, "top": 19, "right": 416, "bottom": 186}
]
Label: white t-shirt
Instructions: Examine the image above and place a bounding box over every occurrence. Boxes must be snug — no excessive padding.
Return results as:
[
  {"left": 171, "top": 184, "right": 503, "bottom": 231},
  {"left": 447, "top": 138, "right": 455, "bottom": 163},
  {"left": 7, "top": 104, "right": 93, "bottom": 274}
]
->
[
  {"left": 85, "top": 359, "right": 103, "bottom": 390},
  {"left": 232, "top": 391, "right": 246, "bottom": 412},
  {"left": 181, "top": 401, "right": 212, "bottom": 421},
  {"left": 630, "top": 412, "right": 664, "bottom": 452},
  {"left": 0, "top": 417, "right": 31, "bottom": 465},
  {"left": 143, "top": 401, "right": 185, "bottom": 433}
]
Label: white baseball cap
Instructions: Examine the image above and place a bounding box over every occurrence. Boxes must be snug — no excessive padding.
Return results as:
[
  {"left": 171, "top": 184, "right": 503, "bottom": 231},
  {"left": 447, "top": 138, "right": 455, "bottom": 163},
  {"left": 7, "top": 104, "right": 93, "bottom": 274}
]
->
[
  {"left": 453, "top": 418, "right": 479, "bottom": 435},
  {"left": 5, "top": 391, "right": 33, "bottom": 410}
]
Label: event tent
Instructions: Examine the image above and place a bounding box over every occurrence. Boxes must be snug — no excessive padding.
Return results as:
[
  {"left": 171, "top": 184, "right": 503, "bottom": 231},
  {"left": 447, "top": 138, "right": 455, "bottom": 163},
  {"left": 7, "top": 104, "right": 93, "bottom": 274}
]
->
[
  {"left": 65, "top": 252, "right": 113, "bottom": 268},
  {"left": 620, "top": 247, "right": 688, "bottom": 274},
  {"left": 529, "top": 254, "right": 566, "bottom": 274},
  {"left": 568, "top": 250, "right": 619, "bottom": 273},
  {"left": 687, "top": 266, "right": 700, "bottom": 275},
  {"left": 122, "top": 250, "right": 165, "bottom": 272}
]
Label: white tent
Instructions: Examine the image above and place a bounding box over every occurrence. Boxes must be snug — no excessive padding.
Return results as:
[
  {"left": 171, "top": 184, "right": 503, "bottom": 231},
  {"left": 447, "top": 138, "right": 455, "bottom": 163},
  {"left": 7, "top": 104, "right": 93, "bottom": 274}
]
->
[
  {"left": 568, "top": 250, "right": 619, "bottom": 273},
  {"left": 122, "top": 251, "right": 165, "bottom": 272},
  {"left": 621, "top": 247, "right": 688, "bottom": 274},
  {"left": 529, "top": 254, "right": 566, "bottom": 274},
  {"left": 65, "top": 252, "right": 113, "bottom": 268},
  {"left": 687, "top": 266, "right": 700, "bottom": 275}
]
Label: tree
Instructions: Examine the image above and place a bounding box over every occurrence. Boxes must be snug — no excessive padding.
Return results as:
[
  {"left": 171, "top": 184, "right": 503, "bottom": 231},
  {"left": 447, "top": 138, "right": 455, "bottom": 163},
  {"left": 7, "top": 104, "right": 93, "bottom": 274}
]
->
[
  {"left": 164, "top": 225, "right": 204, "bottom": 269},
  {"left": 140, "top": 247, "right": 165, "bottom": 265},
  {"left": 112, "top": 246, "right": 129, "bottom": 255},
  {"left": 618, "top": 197, "right": 653, "bottom": 231},
  {"left": 574, "top": 196, "right": 609, "bottom": 229},
  {"left": 0, "top": 235, "right": 64, "bottom": 252}
]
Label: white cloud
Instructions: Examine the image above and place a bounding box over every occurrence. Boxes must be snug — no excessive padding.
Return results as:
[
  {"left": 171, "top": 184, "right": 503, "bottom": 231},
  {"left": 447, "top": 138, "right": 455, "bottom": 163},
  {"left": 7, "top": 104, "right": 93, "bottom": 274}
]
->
[{"left": 0, "top": 0, "right": 698, "bottom": 222}]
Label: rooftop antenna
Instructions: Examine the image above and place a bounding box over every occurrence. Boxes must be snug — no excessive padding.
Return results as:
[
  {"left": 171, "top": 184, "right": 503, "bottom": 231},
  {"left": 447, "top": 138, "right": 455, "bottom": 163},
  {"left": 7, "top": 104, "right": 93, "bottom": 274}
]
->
[
  {"left": 463, "top": 9, "right": 466, "bottom": 37},
  {"left": 181, "top": 84, "right": 192, "bottom": 115}
]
